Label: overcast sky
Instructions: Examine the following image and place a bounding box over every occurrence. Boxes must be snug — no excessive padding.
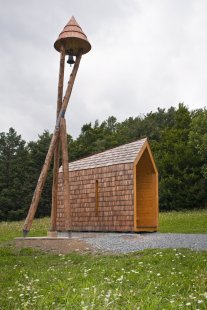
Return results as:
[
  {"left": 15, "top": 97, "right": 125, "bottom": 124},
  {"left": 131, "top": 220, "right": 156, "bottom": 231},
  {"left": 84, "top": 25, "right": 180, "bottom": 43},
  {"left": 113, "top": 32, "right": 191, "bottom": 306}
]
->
[{"left": 0, "top": 0, "right": 206, "bottom": 141}]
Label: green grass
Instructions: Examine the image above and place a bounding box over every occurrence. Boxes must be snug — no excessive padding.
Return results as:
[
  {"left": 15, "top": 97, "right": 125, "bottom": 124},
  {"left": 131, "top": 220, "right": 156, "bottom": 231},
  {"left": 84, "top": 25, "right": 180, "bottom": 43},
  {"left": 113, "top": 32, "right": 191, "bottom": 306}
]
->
[
  {"left": 0, "top": 247, "right": 206, "bottom": 309},
  {"left": 0, "top": 217, "right": 50, "bottom": 243},
  {"left": 0, "top": 210, "right": 206, "bottom": 244},
  {"left": 0, "top": 210, "right": 207, "bottom": 309},
  {"left": 159, "top": 209, "right": 207, "bottom": 233}
]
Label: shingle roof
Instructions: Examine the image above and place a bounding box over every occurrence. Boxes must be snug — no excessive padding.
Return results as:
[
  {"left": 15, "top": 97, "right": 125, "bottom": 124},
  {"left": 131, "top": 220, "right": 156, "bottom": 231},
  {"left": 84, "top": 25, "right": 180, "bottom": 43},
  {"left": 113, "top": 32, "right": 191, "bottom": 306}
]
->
[{"left": 64, "top": 138, "right": 147, "bottom": 172}]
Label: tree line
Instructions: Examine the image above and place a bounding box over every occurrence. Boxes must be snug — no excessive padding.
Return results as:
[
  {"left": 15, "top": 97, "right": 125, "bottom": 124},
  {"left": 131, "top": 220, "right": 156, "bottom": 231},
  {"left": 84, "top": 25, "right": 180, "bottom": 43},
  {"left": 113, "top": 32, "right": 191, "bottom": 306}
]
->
[{"left": 0, "top": 104, "right": 206, "bottom": 221}]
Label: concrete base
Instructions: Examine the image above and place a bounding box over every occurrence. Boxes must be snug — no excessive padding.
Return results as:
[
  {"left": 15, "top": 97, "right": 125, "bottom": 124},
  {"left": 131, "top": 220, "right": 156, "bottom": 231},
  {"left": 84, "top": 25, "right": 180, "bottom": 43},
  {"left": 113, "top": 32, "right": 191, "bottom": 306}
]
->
[
  {"left": 47, "top": 231, "right": 58, "bottom": 238},
  {"left": 14, "top": 236, "right": 91, "bottom": 254},
  {"left": 57, "top": 231, "right": 72, "bottom": 238}
]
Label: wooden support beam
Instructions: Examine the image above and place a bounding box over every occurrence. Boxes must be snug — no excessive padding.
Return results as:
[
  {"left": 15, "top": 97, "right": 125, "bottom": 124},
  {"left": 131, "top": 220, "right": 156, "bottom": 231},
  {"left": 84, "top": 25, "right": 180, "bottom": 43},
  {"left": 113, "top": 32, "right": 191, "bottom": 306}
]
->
[
  {"left": 23, "top": 53, "right": 82, "bottom": 236},
  {"left": 50, "top": 47, "right": 65, "bottom": 231},
  {"left": 60, "top": 118, "right": 71, "bottom": 231}
]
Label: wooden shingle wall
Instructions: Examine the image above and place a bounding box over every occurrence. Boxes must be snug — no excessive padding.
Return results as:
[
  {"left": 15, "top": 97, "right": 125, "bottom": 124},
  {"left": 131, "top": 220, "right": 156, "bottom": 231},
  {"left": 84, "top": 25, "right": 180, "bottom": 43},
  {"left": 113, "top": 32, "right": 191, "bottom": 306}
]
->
[{"left": 57, "top": 163, "right": 134, "bottom": 231}]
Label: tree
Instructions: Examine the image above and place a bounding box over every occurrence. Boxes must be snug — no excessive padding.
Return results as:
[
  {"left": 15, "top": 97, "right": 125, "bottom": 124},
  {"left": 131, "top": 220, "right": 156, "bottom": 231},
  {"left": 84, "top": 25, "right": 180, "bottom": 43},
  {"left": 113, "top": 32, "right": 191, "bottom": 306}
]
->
[{"left": 0, "top": 128, "right": 29, "bottom": 220}]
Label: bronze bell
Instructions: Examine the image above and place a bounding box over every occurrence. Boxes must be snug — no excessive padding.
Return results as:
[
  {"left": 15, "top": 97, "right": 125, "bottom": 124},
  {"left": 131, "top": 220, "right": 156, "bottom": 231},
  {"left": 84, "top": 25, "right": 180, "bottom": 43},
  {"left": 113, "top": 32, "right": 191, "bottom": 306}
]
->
[{"left": 67, "top": 54, "right": 75, "bottom": 66}]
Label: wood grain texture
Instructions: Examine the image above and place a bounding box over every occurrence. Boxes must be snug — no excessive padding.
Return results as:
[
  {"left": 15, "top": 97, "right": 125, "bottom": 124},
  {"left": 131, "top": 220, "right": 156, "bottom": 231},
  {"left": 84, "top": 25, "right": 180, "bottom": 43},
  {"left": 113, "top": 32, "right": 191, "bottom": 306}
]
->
[
  {"left": 23, "top": 128, "right": 60, "bottom": 234},
  {"left": 134, "top": 145, "right": 158, "bottom": 232},
  {"left": 95, "top": 180, "right": 99, "bottom": 216},
  {"left": 60, "top": 118, "right": 71, "bottom": 230},
  {"left": 51, "top": 47, "right": 65, "bottom": 231},
  {"left": 23, "top": 52, "right": 82, "bottom": 235}
]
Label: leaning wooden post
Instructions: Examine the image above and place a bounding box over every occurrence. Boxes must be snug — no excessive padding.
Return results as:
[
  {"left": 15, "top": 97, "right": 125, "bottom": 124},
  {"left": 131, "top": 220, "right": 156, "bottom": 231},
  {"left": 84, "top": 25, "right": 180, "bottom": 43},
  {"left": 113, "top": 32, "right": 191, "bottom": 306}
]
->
[
  {"left": 22, "top": 54, "right": 82, "bottom": 236},
  {"left": 60, "top": 118, "right": 71, "bottom": 231},
  {"left": 50, "top": 47, "right": 65, "bottom": 232}
]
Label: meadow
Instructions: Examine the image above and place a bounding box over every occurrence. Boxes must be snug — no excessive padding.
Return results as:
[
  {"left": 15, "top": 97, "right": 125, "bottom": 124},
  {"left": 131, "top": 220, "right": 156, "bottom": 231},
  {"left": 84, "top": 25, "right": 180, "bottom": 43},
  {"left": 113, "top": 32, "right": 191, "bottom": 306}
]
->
[{"left": 0, "top": 210, "right": 207, "bottom": 309}]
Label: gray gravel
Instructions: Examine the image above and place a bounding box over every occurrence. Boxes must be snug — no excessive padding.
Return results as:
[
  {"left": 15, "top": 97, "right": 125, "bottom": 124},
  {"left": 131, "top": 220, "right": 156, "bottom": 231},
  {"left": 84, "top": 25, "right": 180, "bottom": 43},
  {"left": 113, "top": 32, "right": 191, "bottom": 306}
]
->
[{"left": 71, "top": 232, "right": 207, "bottom": 253}]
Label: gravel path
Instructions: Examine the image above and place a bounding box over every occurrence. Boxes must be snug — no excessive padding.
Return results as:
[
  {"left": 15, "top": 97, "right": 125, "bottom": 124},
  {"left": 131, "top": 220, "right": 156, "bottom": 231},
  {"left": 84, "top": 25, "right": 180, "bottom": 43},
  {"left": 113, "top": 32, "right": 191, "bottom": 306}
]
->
[{"left": 71, "top": 232, "right": 207, "bottom": 253}]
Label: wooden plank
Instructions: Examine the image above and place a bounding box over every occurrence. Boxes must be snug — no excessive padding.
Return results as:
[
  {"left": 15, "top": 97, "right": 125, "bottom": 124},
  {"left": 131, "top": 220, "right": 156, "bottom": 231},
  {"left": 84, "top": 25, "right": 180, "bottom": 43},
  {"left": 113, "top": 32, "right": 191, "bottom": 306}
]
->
[
  {"left": 51, "top": 47, "right": 65, "bottom": 231},
  {"left": 95, "top": 180, "right": 99, "bottom": 216},
  {"left": 134, "top": 145, "right": 158, "bottom": 232}
]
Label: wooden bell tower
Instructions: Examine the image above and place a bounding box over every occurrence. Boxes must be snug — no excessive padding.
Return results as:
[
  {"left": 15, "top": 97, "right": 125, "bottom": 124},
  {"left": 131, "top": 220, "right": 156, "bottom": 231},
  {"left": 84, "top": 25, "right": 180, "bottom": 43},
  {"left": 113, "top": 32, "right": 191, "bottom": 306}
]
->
[{"left": 22, "top": 17, "right": 91, "bottom": 236}]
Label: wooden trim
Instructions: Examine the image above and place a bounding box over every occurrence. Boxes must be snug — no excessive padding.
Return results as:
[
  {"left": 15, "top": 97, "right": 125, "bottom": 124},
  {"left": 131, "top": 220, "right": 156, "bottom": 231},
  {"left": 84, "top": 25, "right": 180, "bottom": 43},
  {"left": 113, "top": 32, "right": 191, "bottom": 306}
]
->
[
  {"left": 134, "top": 140, "right": 148, "bottom": 166},
  {"left": 133, "top": 162, "right": 137, "bottom": 231},
  {"left": 134, "top": 140, "right": 157, "bottom": 174},
  {"left": 95, "top": 180, "right": 99, "bottom": 216},
  {"left": 134, "top": 227, "right": 158, "bottom": 232},
  {"left": 145, "top": 142, "right": 158, "bottom": 175},
  {"left": 133, "top": 140, "right": 159, "bottom": 232},
  {"left": 155, "top": 164, "right": 159, "bottom": 228}
]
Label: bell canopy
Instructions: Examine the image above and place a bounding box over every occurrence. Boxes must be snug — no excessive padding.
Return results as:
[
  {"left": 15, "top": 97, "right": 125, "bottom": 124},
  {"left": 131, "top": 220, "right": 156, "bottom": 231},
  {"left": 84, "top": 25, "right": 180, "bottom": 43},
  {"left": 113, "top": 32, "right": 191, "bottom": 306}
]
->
[{"left": 54, "top": 16, "right": 91, "bottom": 56}]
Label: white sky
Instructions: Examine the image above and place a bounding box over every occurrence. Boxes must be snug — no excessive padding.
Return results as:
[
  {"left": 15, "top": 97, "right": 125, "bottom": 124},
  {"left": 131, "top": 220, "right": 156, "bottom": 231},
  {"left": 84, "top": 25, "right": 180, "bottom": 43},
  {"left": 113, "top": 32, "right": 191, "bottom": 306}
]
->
[{"left": 0, "top": 0, "right": 206, "bottom": 141}]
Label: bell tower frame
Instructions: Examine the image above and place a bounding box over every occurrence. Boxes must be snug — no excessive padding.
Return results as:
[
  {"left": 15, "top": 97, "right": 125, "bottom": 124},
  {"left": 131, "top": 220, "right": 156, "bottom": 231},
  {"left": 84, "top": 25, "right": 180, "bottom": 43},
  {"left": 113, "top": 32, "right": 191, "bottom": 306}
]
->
[{"left": 22, "top": 17, "right": 91, "bottom": 236}]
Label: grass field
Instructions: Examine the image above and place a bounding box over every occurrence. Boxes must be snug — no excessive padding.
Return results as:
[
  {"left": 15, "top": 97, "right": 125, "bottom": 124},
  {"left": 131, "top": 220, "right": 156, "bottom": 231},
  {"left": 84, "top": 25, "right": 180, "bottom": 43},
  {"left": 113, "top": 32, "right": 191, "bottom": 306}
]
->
[
  {"left": 159, "top": 209, "right": 207, "bottom": 234},
  {"left": 0, "top": 210, "right": 207, "bottom": 309}
]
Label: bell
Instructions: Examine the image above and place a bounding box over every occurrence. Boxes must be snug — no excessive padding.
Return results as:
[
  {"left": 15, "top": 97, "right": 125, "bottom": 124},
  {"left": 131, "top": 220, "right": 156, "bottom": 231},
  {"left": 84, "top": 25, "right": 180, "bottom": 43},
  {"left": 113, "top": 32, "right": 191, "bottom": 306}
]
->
[{"left": 67, "top": 54, "right": 75, "bottom": 66}]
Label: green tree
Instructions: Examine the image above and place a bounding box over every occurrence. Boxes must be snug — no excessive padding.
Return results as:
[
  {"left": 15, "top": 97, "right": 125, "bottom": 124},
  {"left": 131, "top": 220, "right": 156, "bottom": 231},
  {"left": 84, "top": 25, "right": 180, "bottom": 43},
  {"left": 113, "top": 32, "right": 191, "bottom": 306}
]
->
[{"left": 0, "top": 128, "right": 29, "bottom": 220}]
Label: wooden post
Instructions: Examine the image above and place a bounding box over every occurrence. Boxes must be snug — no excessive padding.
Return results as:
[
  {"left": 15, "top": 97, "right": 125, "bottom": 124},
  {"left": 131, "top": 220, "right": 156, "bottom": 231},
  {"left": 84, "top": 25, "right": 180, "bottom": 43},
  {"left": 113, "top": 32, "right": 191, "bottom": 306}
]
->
[
  {"left": 60, "top": 118, "right": 71, "bottom": 231},
  {"left": 50, "top": 47, "right": 65, "bottom": 231},
  {"left": 23, "top": 53, "right": 82, "bottom": 236}
]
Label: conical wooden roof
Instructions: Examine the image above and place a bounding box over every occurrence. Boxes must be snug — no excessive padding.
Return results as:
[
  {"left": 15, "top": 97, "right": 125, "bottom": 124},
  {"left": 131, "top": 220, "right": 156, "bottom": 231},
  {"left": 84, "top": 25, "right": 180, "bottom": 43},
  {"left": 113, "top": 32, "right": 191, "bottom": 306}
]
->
[{"left": 54, "top": 16, "right": 91, "bottom": 55}]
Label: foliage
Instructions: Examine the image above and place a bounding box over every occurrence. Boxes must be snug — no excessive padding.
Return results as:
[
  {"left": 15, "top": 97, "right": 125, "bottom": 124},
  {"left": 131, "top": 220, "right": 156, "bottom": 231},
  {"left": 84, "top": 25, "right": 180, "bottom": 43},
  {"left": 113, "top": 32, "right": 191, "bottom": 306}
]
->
[
  {"left": 0, "top": 104, "right": 206, "bottom": 221},
  {"left": 0, "top": 129, "right": 53, "bottom": 221},
  {"left": 0, "top": 128, "right": 29, "bottom": 221},
  {"left": 70, "top": 104, "right": 207, "bottom": 211}
]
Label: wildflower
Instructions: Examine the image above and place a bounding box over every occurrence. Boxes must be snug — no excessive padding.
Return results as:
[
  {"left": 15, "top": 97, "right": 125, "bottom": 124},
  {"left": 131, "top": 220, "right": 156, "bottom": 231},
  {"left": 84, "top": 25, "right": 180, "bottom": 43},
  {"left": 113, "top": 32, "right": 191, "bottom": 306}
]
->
[
  {"left": 157, "top": 273, "right": 161, "bottom": 276},
  {"left": 117, "top": 275, "right": 124, "bottom": 282},
  {"left": 186, "top": 302, "right": 191, "bottom": 306},
  {"left": 197, "top": 300, "right": 203, "bottom": 304}
]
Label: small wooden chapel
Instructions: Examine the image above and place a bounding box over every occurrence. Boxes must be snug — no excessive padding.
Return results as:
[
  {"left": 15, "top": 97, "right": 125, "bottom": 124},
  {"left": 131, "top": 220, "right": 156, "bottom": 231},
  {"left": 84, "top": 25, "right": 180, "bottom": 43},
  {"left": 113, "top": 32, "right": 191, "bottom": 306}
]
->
[{"left": 56, "top": 138, "right": 159, "bottom": 233}]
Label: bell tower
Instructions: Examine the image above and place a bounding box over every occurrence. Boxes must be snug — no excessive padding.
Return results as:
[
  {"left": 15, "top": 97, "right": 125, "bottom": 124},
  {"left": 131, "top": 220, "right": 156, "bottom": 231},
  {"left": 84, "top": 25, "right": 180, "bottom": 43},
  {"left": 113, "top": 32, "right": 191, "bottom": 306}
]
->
[{"left": 23, "top": 17, "right": 91, "bottom": 236}]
